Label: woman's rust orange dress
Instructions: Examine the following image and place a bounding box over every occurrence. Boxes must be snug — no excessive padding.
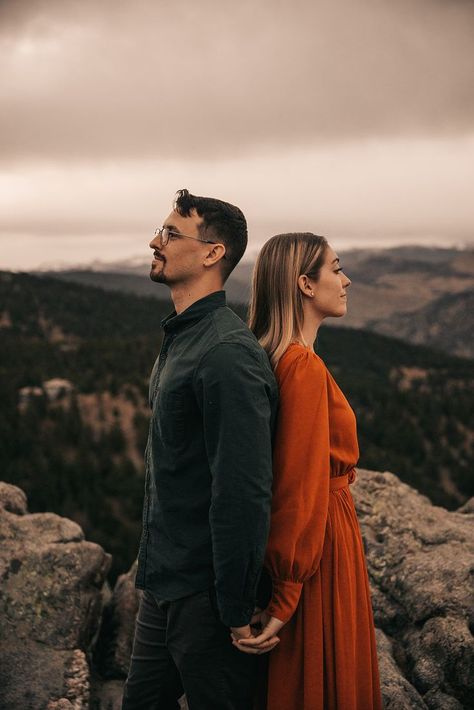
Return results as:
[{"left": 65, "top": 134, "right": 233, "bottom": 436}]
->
[{"left": 260, "top": 343, "right": 382, "bottom": 710}]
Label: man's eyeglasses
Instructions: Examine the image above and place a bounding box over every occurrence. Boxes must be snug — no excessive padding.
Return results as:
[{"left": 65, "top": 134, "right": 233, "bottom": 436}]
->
[{"left": 154, "top": 226, "right": 225, "bottom": 255}]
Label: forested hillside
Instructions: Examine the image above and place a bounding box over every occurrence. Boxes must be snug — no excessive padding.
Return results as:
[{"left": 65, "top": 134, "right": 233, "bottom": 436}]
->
[
  {"left": 1, "top": 271, "right": 473, "bottom": 580},
  {"left": 369, "top": 289, "right": 474, "bottom": 359},
  {"left": 47, "top": 246, "right": 474, "bottom": 357}
]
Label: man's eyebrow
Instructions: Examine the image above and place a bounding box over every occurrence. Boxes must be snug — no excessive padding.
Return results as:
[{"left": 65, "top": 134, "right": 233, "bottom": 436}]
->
[
  {"left": 332, "top": 257, "right": 340, "bottom": 264},
  {"left": 164, "top": 222, "right": 179, "bottom": 232}
]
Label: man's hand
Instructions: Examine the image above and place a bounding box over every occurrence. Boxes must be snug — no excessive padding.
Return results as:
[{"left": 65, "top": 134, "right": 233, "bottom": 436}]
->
[
  {"left": 230, "top": 624, "right": 253, "bottom": 641},
  {"left": 230, "top": 605, "right": 263, "bottom": 641},
  {"left": 232, "top": 610, "right": 284, "bottom": 655}
]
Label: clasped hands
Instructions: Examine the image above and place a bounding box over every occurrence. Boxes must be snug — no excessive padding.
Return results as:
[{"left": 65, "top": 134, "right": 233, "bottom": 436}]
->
[{"left": 230, "top": 608, "right": 285, "bottom": 655}]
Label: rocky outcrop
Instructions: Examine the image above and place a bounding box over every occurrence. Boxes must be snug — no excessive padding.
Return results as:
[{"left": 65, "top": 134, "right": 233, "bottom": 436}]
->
[
  {"left": 352, "top": 470, "right": 474, "bottom": 709},
  {"left": 95, "top": 470, "right": 473, "bottom": 709},
  {"left": 0, "top": 482, "right": 111, "bottom": 710},
  {"left": 93, "top": 561, "right": 139, "bottom": 680},
  {"left": 1, "top": 472, "right": 473, "bottom": 709}
]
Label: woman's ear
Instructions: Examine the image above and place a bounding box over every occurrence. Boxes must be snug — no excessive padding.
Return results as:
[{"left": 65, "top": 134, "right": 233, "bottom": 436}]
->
[{"left": 297, "top": 274, "right": 315, "bottom": 298}]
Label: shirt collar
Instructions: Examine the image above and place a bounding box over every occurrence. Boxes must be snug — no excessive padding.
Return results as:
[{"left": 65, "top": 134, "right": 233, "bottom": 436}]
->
[{"left": 161, "top": 290, "right": 226, "bottom": 334}]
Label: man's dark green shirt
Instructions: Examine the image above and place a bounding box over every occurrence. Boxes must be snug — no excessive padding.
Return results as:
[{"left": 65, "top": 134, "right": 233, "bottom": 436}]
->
[{"left": 135, "top": 290, "right": 278, "bottom": 627}]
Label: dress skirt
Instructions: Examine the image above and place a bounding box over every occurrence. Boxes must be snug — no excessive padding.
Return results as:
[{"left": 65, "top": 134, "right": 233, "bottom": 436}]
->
[{"left": 264, "top": 473, "right": 382, "bottom": 710}]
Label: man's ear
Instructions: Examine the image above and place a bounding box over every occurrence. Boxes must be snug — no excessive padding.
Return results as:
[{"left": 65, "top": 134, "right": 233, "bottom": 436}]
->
[{"left": 203, "top": 243, "right": 226, "bottom": 268}]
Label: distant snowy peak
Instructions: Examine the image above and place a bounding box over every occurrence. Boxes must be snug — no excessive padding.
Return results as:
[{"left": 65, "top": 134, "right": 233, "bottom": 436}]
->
[
  {"left": 37, "top": 253, "right": 258, "bottom": 274},
  {"left": 38, "top": 255, "right": 150, "bottom": 274},
  {"left": 36, "top": 244, "right": 472, "bottom": 275}
]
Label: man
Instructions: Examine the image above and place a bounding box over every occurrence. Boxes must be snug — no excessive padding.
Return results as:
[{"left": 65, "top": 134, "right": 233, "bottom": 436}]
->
[{"left": 122, "top": 189, "right": 278, "bottom": 710}]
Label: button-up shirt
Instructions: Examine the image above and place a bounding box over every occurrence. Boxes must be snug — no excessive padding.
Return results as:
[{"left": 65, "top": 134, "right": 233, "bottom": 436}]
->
[{"left": 135, "top": 290, "right": 278, "bottom": 627}]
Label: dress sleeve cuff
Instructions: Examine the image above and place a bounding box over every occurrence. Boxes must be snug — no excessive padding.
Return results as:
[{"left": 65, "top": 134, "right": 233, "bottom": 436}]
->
[{"left": 266, "top": 579, "right": 303, "bottom": 623}]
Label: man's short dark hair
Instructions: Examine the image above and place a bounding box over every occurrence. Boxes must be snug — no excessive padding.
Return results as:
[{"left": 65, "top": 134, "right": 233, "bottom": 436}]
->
[{"left": 174, "top": 189, "right": 248, "bottom": 282}]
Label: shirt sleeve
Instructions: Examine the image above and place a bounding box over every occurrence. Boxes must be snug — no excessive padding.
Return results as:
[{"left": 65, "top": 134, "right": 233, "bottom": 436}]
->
[
  {"left": 193, "top": 341, "right": 275, "bottom": 628},
  {"left": 265, "top": 346, "right": 330, "bottom": 623}
]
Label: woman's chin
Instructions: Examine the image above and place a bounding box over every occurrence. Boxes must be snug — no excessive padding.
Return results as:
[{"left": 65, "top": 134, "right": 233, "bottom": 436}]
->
[
  {"left": 332, "top": 304, "right": 347, "bottom": 318},
  {"left": 320, "top": 303, "right": 348, "bottom": 320}
]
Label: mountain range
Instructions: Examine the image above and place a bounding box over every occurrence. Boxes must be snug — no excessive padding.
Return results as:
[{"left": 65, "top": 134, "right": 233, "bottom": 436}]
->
[{"left": 43, "top": 245, "right": 474, "bottom": 358}]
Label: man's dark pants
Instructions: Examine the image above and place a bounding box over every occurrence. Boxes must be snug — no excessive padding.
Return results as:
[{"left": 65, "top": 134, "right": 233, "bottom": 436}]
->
[{"left": 122, "top": 588, "right": 258, "bottom": 710}]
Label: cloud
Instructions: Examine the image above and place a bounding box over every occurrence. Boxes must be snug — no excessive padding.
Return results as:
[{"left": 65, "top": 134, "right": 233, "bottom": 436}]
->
[
  {"left": 1, "top": 134, "right": 473, "bottom": 269},
  {"left": 1, "top": 0, "right": 472, "bottom": 267},
  {"left": 0, "top": 0, "right": 473, "bottom": 162}
]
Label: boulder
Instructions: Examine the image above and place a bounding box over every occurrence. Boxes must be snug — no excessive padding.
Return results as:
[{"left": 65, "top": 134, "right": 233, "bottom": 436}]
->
[
  {"left": 90, "top": 679, "right": 125, "bottom": 710},
  {"left": 457, "top": 497, "right": 474, "bottom": 515},
  {"left": 2, "top": 470, "right": 473, "bottom": 709},
  {"left": 352, "top": 469, "right": 474, "bottom": 709},
  {"left": 374, "top": 628, "right": 426, "bottom": 709},
  {"left": 0, "top": 482, "right": 111, "bottom": 710},
  {"left": 98, "top": 471, "right": 474, "bottom": 708},
  {"left": 94, "top": 560, "right": 140, "bottom": 678}
]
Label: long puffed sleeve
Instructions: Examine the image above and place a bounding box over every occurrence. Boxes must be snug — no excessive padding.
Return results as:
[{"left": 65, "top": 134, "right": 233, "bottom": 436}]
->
[{"left": 265, "top": 345, "right": 330, "bottom": 622}]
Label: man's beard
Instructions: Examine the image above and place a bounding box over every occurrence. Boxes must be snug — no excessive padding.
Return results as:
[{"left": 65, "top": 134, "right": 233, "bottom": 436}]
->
[
  {"left": 150, "top": 268, "right": 167, "bottom": 283},
  {"left": 150, "top": 260, "right": 167, "bottom": 283}
]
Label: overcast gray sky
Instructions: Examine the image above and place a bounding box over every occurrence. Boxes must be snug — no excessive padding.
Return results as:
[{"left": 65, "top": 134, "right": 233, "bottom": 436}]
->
[{"left": 1, "top": 0, "right": 473, "bottom": 269}]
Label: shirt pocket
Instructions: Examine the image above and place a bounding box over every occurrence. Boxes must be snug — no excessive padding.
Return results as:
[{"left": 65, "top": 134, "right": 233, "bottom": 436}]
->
[{"left": 155, "top": 390, "right": 188, "bottom": 447}]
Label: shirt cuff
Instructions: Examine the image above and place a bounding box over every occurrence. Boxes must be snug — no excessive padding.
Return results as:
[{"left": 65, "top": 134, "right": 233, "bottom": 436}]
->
[
  {"left": 266, "top": 579, "right": 303, "bottom": 623},
  {"left": 217, "top": 595, "right": 255, "bottom": 628}
]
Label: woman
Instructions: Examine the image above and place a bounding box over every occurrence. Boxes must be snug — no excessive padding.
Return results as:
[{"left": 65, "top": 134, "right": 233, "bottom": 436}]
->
[{"left": 236, "top": 233, "right": 382, "bottom": 710}]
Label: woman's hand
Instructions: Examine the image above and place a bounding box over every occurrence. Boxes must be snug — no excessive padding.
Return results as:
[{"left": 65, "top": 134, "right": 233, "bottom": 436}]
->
[{"left": 232, "top": 609, "right": 285, "bottom": 654}]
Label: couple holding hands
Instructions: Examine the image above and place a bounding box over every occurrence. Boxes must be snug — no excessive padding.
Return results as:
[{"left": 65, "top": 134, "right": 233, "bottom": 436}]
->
[{"left": 122, "top": 189, "right": 382, "bottom": 710}]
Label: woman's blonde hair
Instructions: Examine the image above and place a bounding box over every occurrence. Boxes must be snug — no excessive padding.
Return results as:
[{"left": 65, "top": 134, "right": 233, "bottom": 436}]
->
[{"left": 248, "top": 232, "right": 328, "bottom": 369}]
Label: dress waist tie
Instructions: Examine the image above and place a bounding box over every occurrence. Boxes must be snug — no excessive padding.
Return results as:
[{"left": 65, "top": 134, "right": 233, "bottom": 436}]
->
[{"left": 330, "top": 468, "right": 356, "bottom": 491}]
